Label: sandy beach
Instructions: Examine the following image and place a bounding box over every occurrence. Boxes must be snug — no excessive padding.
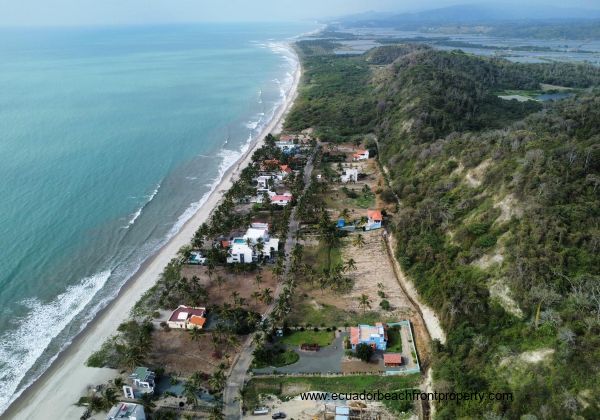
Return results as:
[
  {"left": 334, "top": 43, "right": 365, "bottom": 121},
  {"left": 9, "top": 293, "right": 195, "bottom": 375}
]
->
[{"left": 3, "top": 45, "right": 302, "bottom": 420}]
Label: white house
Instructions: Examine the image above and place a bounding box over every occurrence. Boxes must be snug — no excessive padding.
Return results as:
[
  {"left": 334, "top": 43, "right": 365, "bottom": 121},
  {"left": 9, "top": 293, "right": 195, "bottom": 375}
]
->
[
  {"left": 340, "top": 168, "right": 359, "bottom": 183},
  {"left": 167, "top": 305, "right": 207, "bottom": 330},
  {"left": 275, "top": 140, "right": 298, "bottom": 154},
  {"left": 107, "top": 403, "right": 146, "bottom": 420},
  {"left": 365, "top": 209, "right": 383, "bottom": 231},
  {"left": 256, "top": 175, "right": 274, "bottom": 192},
  {"left": 352, "top": 149, "right": 369, "bottom": 161},
  {"left": 227, "top": 223, "right": 279, "bottom": 263},
  {"left": 123, "top": 367, "right": 155, "bottom": 398}
]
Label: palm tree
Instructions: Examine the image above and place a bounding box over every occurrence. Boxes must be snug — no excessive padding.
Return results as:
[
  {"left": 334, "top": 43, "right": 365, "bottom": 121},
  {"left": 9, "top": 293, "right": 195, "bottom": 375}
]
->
[
  {"left": 357, "top": 294, "right": 372, "bottom": 314},
  {"left": 253, "top": 273, "right": 263, "bottom": 288},
  {"left": 102, "top": 387, "right": 118, "bottom": 409},
  {"left": 318, "top": 212, "right": 339, "bottom": 270},
  {"left": 183, "top": 380, "right": 198, "bottom": 407},
  {"left": 353, "top": 234, "right": 365, "bottom": 248},
  {"left": 122, "top": 345, "right": 144, "bottom": 369},
  {"left": 208, "top": 369, "right": 226, "bottom": 394},
  {"left": 272, "top": 263, "right": 284, "bottom": 282},
  {"left": 87, "top": 394, "right": 105, "bottom": 413},
  {"left": 250, "top": 290, "right": 261, "bottom": 306},
  {"left": 209, "top": 404, "right": 225, "bottom": 420},
  {"left": 256, "top": 238, "right": 265, "bottom": 258},
  {"left": 224, "top": 333, "right": 240, "bottom": 351},
  {"left": 189, "top": 326, "right": 202, "bottom": 347},
  {"left": 211, "top": 331, "right": 223, "bottom": 353},
  {"left": 231, "top": 291, "right": 241, "bottom": 307},
  {"left": 207, "top": 260, "right": 216, "bottom": 280},
  {"left": 345, "top": 258, "right": 357, "bottom": 272},
  {"left": 113, "top": 377, "right": 124, "bottom": 389},
  {"left": 214, "top": 275, "right": 226, "bottom": 292},
  {"left": 139, "top": 393, "right": 156, "bottom": 412},
  {"left": 260, "top": 288, "right": 274, "bottom": 305}
]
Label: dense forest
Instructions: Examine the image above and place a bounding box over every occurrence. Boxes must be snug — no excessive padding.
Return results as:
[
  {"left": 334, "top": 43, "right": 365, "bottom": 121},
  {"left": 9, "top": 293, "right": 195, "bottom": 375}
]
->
[{"left": 286, "top": 41, "right": 600, "bottom": 419}]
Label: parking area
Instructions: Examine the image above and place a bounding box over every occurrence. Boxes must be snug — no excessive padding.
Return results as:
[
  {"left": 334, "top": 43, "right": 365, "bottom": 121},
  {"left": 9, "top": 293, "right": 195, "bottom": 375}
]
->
[{"left": 253, "top": 333, "right": 347, "bottom": 375}]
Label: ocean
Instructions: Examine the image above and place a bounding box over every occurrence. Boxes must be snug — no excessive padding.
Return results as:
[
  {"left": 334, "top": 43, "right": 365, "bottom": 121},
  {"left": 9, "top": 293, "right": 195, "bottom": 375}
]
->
[{"left": 0, "top": 22, "right": 316, "bottom": 413}]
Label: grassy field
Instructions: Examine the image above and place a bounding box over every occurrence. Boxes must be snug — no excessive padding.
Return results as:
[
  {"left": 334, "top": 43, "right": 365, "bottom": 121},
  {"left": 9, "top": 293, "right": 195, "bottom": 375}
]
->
[
  {"left": 286, "top": 301, "right": 386, "bottom": 327},
  {"left": 243, "top": 374, "right": 421, "bottom": 415},
  {"left": 303, "top": 241, "right": 342, "bottom": 273},
  {"left": 386, "top": 326, "right": 402, "bottom": 352},
  {"left": 281, "top": 330, "right": 334, "bottom": 347},
  {"left": 252, "top": 350, "right": 299, "bottom": 369}
]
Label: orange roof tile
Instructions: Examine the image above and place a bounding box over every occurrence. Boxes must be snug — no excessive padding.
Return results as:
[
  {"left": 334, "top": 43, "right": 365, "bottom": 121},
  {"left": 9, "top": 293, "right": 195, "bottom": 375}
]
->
[
  {"left": 384, "top": 353, "right": 402, "bottom": 364},
  {"left": 350, "top": 327, "right": 360, "bottom": 345},
  {"left": 367, "top": 209, "right": 382, "bottom": 221},
  {"left": 189, "top": 315, "right": 206, "bottom": 328}
]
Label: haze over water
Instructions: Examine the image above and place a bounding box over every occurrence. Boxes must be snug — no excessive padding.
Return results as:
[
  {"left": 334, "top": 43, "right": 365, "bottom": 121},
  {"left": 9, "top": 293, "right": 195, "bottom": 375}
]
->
[{"left": 0, "top": 22, "right": 315, "bottom": 413}]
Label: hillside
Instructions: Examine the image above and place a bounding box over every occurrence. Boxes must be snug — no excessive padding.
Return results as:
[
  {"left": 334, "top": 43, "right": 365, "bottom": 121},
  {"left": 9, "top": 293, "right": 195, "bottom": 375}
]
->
[
  {"left": 286, "top": 43, "right": 600, "bottom": 418},
  {"left": 338, "top": 4, "right": 600, "bottom": 40}
]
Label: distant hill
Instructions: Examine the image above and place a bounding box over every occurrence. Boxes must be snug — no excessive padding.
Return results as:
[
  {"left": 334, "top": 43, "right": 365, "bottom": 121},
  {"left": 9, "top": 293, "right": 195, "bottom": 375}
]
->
[
  {"left": 338, "top": 4, "right": 600, "bottom": 40},
  {"left": 341, "top": 4, "right": 600, "bottom": 26}
]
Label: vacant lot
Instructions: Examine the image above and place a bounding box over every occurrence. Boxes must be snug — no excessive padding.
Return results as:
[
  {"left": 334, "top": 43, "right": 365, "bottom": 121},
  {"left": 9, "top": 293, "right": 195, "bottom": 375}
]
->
[
  {"left": 148, "top": 329, "right": 241, "bottom": 377},
  {"left": 281, "top": 330, "right": 335, "bottom": 347},
  {"left": 243, "top": 374, "right": 420, "bottom": 416}
]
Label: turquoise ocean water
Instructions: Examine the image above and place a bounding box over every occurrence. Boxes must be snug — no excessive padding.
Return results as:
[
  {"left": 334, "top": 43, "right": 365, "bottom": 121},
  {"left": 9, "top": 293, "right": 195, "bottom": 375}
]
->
[{"left": 0, "top": 22, "right": 316, "bottom": 413}]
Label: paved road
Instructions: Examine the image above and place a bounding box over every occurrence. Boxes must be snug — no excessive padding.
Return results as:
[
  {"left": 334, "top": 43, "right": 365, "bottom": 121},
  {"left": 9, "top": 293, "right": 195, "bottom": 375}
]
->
[{"left": 223, "top": 148, "right": 317, "bottom": 419}]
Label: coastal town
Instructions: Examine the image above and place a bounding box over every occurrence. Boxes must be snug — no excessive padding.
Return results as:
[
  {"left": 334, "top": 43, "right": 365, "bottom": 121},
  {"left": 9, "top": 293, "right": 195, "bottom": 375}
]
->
[
  {"left": 68, "top": 129, "right": 438, "bottom": 420},
  {"left": 3, "top": 2, "right": 599, "bottom": 418}
]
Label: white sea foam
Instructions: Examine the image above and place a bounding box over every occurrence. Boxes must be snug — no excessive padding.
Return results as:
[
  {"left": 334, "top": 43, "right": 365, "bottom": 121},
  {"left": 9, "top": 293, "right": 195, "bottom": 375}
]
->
[
  {"left": 124, "top": 183, "right": 160, "bottom": 228},
  {"left": 0, "top": 270, "right": 112, "bottom": 414}
]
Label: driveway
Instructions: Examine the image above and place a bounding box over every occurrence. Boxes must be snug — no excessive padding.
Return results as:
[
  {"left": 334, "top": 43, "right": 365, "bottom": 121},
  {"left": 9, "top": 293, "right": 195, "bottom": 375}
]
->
[{"left": 253, "top": 333, "right": 347, "bottom": 374}]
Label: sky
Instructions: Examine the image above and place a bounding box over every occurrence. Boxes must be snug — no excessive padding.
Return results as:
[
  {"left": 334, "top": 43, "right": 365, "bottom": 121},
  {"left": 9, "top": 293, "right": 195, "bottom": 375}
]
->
[{"left": 0, "top": 0, "right": 598, "bottom": 27}]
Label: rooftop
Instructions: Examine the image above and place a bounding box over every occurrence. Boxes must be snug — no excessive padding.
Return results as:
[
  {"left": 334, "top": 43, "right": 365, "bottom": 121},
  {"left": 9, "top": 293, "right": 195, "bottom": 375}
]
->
[
  {"left": 367, "top": 209, "right": 382, "bottom": 221},
  {"left": 384, "top": 353, "right": 403, "bottom": 364},
  {"left": 107, "top": 402, "right": 146, "bottom": 420},
  {"left": 350, "top": 324, "right": 386, "bottom": 345},
  {"left": 271, "top": 194, "right": 293, "bottom": 201},
  {"left": 131, "top": 367, "right": 154, "bottom": 381},
  {"left": 168, "top": 305, "right": 206, "bottom": 323}
]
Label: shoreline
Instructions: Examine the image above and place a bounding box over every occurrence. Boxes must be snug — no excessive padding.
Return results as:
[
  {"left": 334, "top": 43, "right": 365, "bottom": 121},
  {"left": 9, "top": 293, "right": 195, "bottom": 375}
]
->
[{"left": 3, "top": 43, "right": 302, "bottom": 420}]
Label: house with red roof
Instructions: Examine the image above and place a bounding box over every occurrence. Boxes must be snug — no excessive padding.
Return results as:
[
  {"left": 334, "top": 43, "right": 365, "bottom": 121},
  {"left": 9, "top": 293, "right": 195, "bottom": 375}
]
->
[
  {"left": 350, "top": 322, "right": 387, "bottom": 351},
  {"left": 270, "top": 193, "right": 293, "bottom": 207},
  {"left": 365, "top": 209, "right": 382, "bottom": 231},
  {"left": 352, "top": 149, "right": 369, "bottom": 161},
  {"left": 167, "top": 305, "right": 207, "bottom": 330},
  {"left": 384, "top": 353, "right": 403, "bottom": 367}
]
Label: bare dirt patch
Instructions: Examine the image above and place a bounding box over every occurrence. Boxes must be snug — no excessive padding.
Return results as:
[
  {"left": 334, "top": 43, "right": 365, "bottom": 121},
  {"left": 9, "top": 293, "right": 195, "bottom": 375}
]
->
[
  {"left": 149, "top": 329, "right": 241, "bottom": 377},
  {"left": 494, "top": 193, "right": 522, "bottom": 223},
  {"left": 342, "top": 231, "right": 415, "bottom": 317},
  {"left": 465, "top": 159, "right": 491, "bottom": 187},
  {"left": 180, "top": 265, "right": 277, "bottom": 313},
  {"left": 489, "top": 278, "right": 523, "bottom": 318}
]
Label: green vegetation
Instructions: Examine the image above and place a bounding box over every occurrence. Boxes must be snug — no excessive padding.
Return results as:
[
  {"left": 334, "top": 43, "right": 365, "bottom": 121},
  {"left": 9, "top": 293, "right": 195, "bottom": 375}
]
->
[
  {"left": 243, "top": 374, "right": 420, "bottom": 415},
  {"left": 285, "top": 44, "right": 376, "bottom": 142},
  {"left": 355, "top": 343, "right": 374, "bottom": 362},
  {"left": 285, "top": 40, "right": 600, "bottom": 418},
  {"left": 252, "top": 345, "right": 299, "bottom": 369},
  {"left": 386, "top": 325, "right": 403, "bottom": 352},
  {"left": 280, "top": 330, "right": 334, "bottom": 347},
  {"left": 86, "top": 320, "right": 153, "bottom": 369}
]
